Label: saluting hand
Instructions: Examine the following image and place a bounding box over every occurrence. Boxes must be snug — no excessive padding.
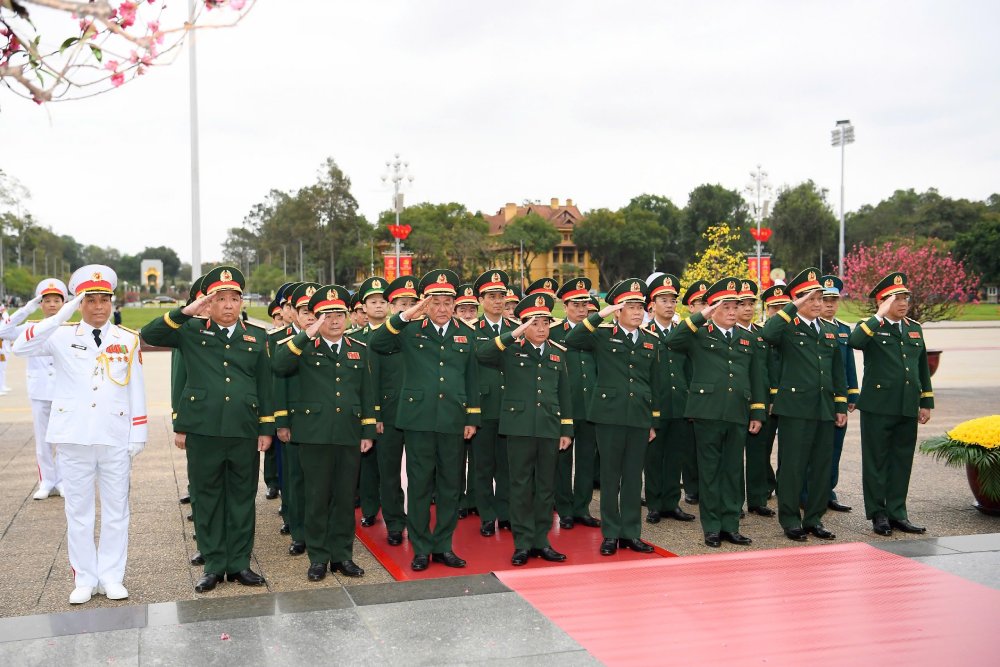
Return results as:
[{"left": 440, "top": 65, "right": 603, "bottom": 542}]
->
[
  {"left": 598, "top": 302, "right": 624, "bottom": 318},
  {"left": 182, "top": 293, "right": 212, "bottom": 317},
  {"left": 402, "top": 298, "right": 429, "bottom": 321},
  {"left": 306, "top": 313, "right": 325, "bottom": 338},
  {"left": 792, "top": 292, "right": 814, "bottom": 310},
  {"left": 876, "top": 294, "right": 895, "bottom": 318},
  {"left": 700, "top": 300, "right": 721, "bottom": 317},
  {"left": 512, "top": 318, "right": 532, "bottom": 338}
]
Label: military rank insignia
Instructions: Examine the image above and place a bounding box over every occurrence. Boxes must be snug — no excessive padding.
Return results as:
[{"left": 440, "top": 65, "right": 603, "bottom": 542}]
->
[
  {"left": 739, "top": 339, "right": 750, "bottom": 346},
  {"left": 549, "top": 353, "right": 561, "bottom": 362},
  {"left": 243, "top": 334, "right": 257, "bottom": 343},
  {"left": 909, "top": 332, "right": 921, "bottom": 339},
  {"left": 643, "top": 342, "right": 654, "bottom": 350},
  {"left": 454, "top": 336, "right": 468, "bottom": 343},
  {"left": 347, "top": 351, "right": 361, "bottom": 359},
  {"left": 106, "top": 343, "right": 128, "bottom": 354},
  {"left": 825, "top": 333, "right": 835, "bottom": 339}
]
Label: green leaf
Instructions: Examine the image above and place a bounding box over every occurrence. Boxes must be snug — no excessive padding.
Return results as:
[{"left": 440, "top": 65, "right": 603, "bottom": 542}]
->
[
  {"left": 90, "top": 44, "right": 102, "bottom": 63},
  {"left": 60, "top": 37, "right": 79, "bottom": 54}
]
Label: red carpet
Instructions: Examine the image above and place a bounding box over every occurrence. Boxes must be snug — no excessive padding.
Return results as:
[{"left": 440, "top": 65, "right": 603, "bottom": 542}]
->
[
  {"left": 355, "top": 508, "right": 673, "bottom": 581},
  {"left": 496, "top": 542, "right": 1000, "bottom": 666}
]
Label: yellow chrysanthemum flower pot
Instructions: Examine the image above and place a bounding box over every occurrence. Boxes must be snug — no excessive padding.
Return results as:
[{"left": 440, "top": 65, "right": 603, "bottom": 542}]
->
[{"left": 920, "top": 416, "right": 1000, "bottom": 515}]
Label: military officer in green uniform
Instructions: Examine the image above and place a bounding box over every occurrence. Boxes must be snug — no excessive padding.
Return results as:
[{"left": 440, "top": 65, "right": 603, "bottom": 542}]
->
[
  {"left": 142, "top": 266, "right": 274, "bottom": 593},
  {"left": 761, "top": 268, "right": 848, "bottom": 541},
  {"left": 566, "top": 278, "right": 662, "bottom": 556},
  {"left": 818, "top": 275, "right": 859, "bottom": 512},
  {"left": 368, "top": 276, "right": 419, "bottom": 545},
  {"left": 667, "top": 277, "right": 767, "bottom": 548},
  {"left": 849, "top": 272, "right": 933, "bottom": 536},
  {"left": 370, "top": 270, "right": 481, "bottom": 571},
  {"left": 454, "top": 283, "right": 479, "bottom": 323},
  {"left": 263, "top": 281, "right": 295, "bottom": 501},
  {"left": 175, "top": 276, "right": 204, "bottom": 564},
  {"left": 678, "top": 280, "right": 710, "bottom": 505},
  {"left": 478, "top": 293, "right": 573, "bottom": 565},
  {"left": 471, "top": 269, "right": 517, "bottom": 537},
  {"left": 548, "top": 277, "right": 602, "bottom": 529},
  {"left": 272, "top": 285, "right": 376, "bottom": 580},
  {"left": 352, "top": 276, "right": 390, "bottom": 528},
  {"left": 454, "top": 282, "right": 479, "bottom": 518},
  {"left": 273, "top": 282, "right": 318, "bottom": 554},
  {"left": 268, "top": 299, "right": 284, "bottom": 328},
  {"left": 643, "top": 274, "right": 697, "bottom": 524},
  {"left": 503, "top": 285, "right": 521, "bottom": 322}
]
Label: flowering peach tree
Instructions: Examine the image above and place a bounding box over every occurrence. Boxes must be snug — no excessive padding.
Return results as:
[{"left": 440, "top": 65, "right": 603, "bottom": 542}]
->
[
  {"left": 842, "top": 239, "right": 980, "bottom": 322},
  {"left": 1, "top": 0, "right": 253, "bottom": 104}
]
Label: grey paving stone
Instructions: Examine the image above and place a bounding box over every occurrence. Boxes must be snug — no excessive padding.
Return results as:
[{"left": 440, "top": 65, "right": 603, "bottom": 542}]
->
[
  {"left": 870, "top": 538, "right": 962, "bottom": 557},
  {"left": 913, "top": 552, "right": 1000, "bottom": 590},
  {"left": 0, "top": 627, "right": 139, "bottom": 667},
  {"left": 0, "top": 605, "right": 148, "bottom": 643},
  {"left": 927, "top": 533, "right": 1000, "bottom": 553},
  {"left": 357, "top": 592, "right": 582, "bottom": 665},
  {"left": 347, "top": 573, "right": 509, "bottom": 606}
]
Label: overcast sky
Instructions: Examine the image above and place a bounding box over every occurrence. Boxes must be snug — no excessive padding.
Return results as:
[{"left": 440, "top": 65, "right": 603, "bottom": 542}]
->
[{"left": 2, "top": 0, "right": 998, "bottom": 267}]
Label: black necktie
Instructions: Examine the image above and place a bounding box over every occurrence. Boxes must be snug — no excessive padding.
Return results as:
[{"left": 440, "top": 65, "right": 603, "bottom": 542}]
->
[
  {"left": 493, "top": 323, "right": 500, "bottom": 335},
  {"left": 815, "top": 322, "right": 821, "bottom": 335},
  {"left": 92, "top": 328, "right": 102, "bottom": 347},
  {"left": 724, "top": 330, "right": 732, "bottom": 344}
]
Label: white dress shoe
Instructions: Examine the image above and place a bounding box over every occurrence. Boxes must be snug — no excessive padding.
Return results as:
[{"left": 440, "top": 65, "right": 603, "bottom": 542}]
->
[
  {"left": 96, "top": 582, "right": 129, "bottom": 600},
  {"left": 69, "top": 586, "right": 94, "bottom": 604},
  {"left": 53, "top": 484, "right": 65, "bottom": 497},
  {"left": 32, "top": 485, "right": 53, "bottom": 500}
]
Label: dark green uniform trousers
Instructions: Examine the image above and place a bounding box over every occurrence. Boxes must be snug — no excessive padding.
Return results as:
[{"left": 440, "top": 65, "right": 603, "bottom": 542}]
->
[
  {"left": 745, "top": 414, "right": 778, "bottom": 508},
  {"left": 460, "top": 440, "right": 477, "bottom": 511},
  {"left": 281, "top": 442, "right": 306, "bottom": 543},
  {"left": 860, "top": 412, "right": 919, "bottom": 521},
  {"left": 359, "top": 447, "right": 380, "bottom": 518},
  {"left": 691, "top": 420, "right": 745, "bottom": 534},
  {"left": 376, "top": 423, "right": 406, "bottom": 533},
  {"left": 681, "top": 426, "right": 699, "bottom": 500},
  {"left": 776, "top": 416, "right": 833, "bottom": 530},
  {"left": 263, "top": 444, "right": 279, "bottom": 491},
  {"left": 595, "top": 424, "right": 647, "bottom": 540},
  {"left": 299, "top": 444, "right": 360, "bottom": 564},
  {"left": 507, "top": 436, "right": 558, "bottom": 550},
  {"left": 644, "top": 418, "right": 690, "bottom": 513},
  {"left": 472, "top": 420, "right": 510, "bottom": 523},
  {"left": 555, "top": 420, "right": 598, "bottom": 519},
  {"left": 829, "top": 422, "right": 847, "bottom": 501},
  {"left": 405, "top": 430, "right": 463, "bottom": 555},
  {"left": 186, "top": 434, "right": 259, "bottom": 575}
]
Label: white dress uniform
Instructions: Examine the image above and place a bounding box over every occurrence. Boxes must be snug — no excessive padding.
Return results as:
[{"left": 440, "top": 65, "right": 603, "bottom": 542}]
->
[
  {"left": 13, "top": 265, "right": 147, "bottom": 605},
  {"left": 0, "top": 308, "right": 9, "bottom": 393},
  {"left": 0, "top": 279, "right": 69, "bottom": 499}
]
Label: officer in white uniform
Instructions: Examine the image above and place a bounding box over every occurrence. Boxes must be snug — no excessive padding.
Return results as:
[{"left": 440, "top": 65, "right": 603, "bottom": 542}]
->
[
  {"left": 0, "top": 279, "right": 69, "bottom": 499},
  {"left": 13, "top": 265, "right": 147, "bottom": 605}
]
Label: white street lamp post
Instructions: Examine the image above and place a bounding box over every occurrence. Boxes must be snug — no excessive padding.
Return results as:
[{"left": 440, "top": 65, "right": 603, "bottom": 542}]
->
[
  {"left": 381, "top": 154, "right": 415, "bottom": 276},
  {"left": 831, "top": 120, "right": 855, "bottom": 278},
  {"left": 744, "top": 165, "right": 771, "bottom": 284}
]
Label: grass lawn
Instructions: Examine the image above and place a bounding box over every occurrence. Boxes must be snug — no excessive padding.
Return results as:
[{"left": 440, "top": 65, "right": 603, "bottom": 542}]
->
[{"left": 833, "top": 300, "right": 1000, "bottom": 323}]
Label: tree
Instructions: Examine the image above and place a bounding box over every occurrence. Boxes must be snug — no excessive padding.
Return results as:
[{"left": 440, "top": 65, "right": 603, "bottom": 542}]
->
[
  {"left": 623, "top": 194, "right": 683, "bottom": 273},
  {"left": 1, "top": 0, "right": 253, "bottom": 104},
  {"left": 682, "top": 184, "right": 750, "bottom": 259},
  {"left": 377, "top": 202, "right": 491, "bottom": 279},
  {"left": 500, "top": 212, "right": 560, "bottom": 281},
  {"left": 842, "top": 240, "right": 979, "bottom": 322},
  {"left": 954, "top": 214, "right": 1000, "bottom": 285},
  {"left": 768, "top": 180, "right": 838, "bottom": 272},
  {"left": 301, "top": 158, "right": 372, "bottom": 286},
  {"left": 679, "top": 223, "right": 750, "bottom": 290},
  {"left": 572, "top": 208, "right": 662, "bottom": 290},
  {"left": 247, "top": 263, "right": 285, "bottom": 298}
]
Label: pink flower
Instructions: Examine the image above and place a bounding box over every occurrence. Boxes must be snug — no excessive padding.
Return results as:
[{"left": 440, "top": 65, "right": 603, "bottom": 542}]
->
[
  {"left": 147, "top": 20, "right": 159, "bottom": 32},
  {"left": 111, "top": 72, "right": 125, "bottom": 87},
  {"left": 230, "top": 0, "right": 246, "bottom": 9},
  {"left": 104, "top": 59, "right": 120, "bottom": 71},
  {"left": 118, "top": 2, "right": 138, "bottom": 29},
  {"left": 129, "top": 50, "right": 139, "bottom": 64}
]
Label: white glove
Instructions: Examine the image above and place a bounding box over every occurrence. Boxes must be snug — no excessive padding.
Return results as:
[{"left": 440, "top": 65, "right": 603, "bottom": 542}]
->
[
  {"left": 128, "top": 442, "right": 145, "bottom": 459},
  {"left": 25, "top": 294, "right": 44, "bottom": 310}
]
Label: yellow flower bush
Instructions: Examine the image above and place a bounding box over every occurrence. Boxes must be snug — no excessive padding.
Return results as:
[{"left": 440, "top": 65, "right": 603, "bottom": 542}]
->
[{"left": 946, "top": 416, "right": 1000, "bottom": 450}]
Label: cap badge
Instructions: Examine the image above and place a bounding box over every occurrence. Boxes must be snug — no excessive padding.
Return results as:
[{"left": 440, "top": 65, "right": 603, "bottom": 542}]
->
[
  {"left": 535, "top": 295, "right": 546, "bottom": 307},
  {"left": 630, "top": 281, "right": 641, "bottom": 292},
  {"left": 894, "top": 275, "right": 903, "bottom": 285},
  {"left": 327, "top": 289, "right": 336, "bottom": 301},
  {"left": 405, "top": 280, "right": 414, "bottom": 289},
  {"left": 807, "top": 270, "right": 817, "bottom": 281},
  {"left": 742, "top": 282, "right": 750, "bottom": 291},
  {"left": 373, "top": 279, "right": 382, "bottom": 288},
  {"left": 665, "top": 277, "right": 672, "bottom": 286},
  {"left": 824, "top": 278, "right": 834, "bottom": 287},
  {"left": 727, "top": 280, "right": 736, "bottom": 291},
  {"left": 437, "top": 274, "right": 447, "bottom": 284},
  {"left": 544, "top": 280, "right": 552, "bottom": 289},
  {"left": 221, "top": 269, "right": 233, "bottom": 282},
  {"left": 576, "top": 280, "right": 586, "bottom": 290},
  {"left": 491, "top": 272, "right": 500, "bottom": 283},
  {"left": 305, "top": 286, "right": 317, "bottom": 297},
  {"left": 464, "top": 287, "right": 474, "bottom": 296},
  {"left": 775, "top": 288, "right": 783, "bottom": 296},
  {"left": 93, "top": 271, "right": 102, "bottom": 281}
]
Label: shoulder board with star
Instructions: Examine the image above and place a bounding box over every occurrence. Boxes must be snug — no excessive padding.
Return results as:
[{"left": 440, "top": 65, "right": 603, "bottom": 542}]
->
[
  {"left": 598, "top": 322, "right": 615, "bottom": 328},
  {"left": 834, "top": 317, "right": 849, "bottom": 328},
  {"left": 550, "top": 320, "right": 563, "bottom": 329},
  {"left": 456, "top": 318, "right": 477, "bottom": 331},
  {"left": 347, "top": 336, "right": 367, "bottom": 347},
  {"left": 904, "top": 317, "right": 922, "bottom": 327},
  {"left": 548, "top": 340, "right": 567, "bottom": 352},
  {"left": 643, "top": 325, "right": 660, "bottom": 337},
  {"left": 244, "top": 321, "right": 267, "bottom": 332},
  {"left": 345, "top": 326, "right": 362, "bottom": 336},
  {"left": 277, "top": 334, "right": 295, "bottom": 346},
  {"left": 267, "top": 326, "right": 285, "bottom": 335}
]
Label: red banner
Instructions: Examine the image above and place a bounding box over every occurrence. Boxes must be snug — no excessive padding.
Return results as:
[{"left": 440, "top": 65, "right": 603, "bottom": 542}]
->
[
  {"left": 383, "top": 254, "right": 414, "bottom": 283},
  {"left": 747, "top": 255, "right": 773, "bottom": 288}
]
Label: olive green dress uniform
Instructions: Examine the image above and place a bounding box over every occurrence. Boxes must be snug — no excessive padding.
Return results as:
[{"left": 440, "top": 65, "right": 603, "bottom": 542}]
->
[
  {"left": 369, "top": 270, "right": 482, "bottom": 560},
  {"left": 272, "top": 285, "right": 377, "bottom": 567},
  {"left": 172, "top": 277, "right": 205, "bottom": 536},
  {"left": 455, "top": 282, "right": 479, "bottom": 514},
  {"left": 849, "top": 272, "right": 934, "bottom": 524},
  {"left": 678, "top": 280, "right": 711, "bottom": 502},
  {"left": 141, "top": 266, "right": 275, "bottom": 579},
  {"left": 262, "top": 281, "right": 295, "bottom": 500},
  {"left": 354, "top": 277, "right": 391, "bottom": 523},
  {"left": 643, "top": 274, "right": 694, "bottom": 518},
  {"left": 666, "top": 278, "right": 767, "bottom": 539},
  {"left": 761, "top": 269, "right": 848, "bottom": 532},
  {"left": 478, "top": 294, "right": 574, "bottom": 551},
  {"left": 565, "top": 279, "right": 663, "bottom": 542},
  {"left": 471, "top": 270, "right": 517, "bottom": 532},
  {"left": 548, "top": 278, "right": 599, "bottom": 524}
]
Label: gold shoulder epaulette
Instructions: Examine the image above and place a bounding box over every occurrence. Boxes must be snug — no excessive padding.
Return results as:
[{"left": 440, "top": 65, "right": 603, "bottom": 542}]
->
[
  {"left": 277, "top": 334, "right": 295, "bottom": 346},
  {"left": 457, "top": 318, "right": 477, "bottom": 331},
  {"left": 549, "top": 317, "right": 564, "bottom": 326},
  {"left": 347, "top": 336, "right": 367, "bottom": 347},
  {"left": 267, "top": 326, "right": 284, "bottom": 335},
  {"left": 245, "top": 321, "right": 267, "bottom": 332},
  {"left": 61, "top": 322, "right": 76, "bottom": 326},
  {"left": 643, "top": 327, "right": 660, "bottom": 338},
  {"left": 549, "top": 320, "right": 563, "bottom": 329},
  {"left": 904, "top": 317, "right": 922, "bottom": 326},
  {"left": 345, "top": 326, "right": 362, "bottom": 336},
  {"left": 598, "top": 322, "right": 615, "bottom": 328},
  {"left": 548, "top": 340, "right": 567, "bottom": 352},
  {"left": 119, "top": 325, "right": 140, "bottom": 336}
]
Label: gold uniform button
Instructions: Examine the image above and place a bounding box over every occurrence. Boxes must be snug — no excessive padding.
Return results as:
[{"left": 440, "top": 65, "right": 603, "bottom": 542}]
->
[
  {"left": 225, "top": 344, "right": 230, "bottom": 349},
  {"left": 408, "top": 397, "right": 414, "bottom": 402},
  {"left": 629, "top": 392, "right": 634, "bottom": 397},
  {"left": 728, "top": 388, "right": 733, "bottom": 392},
  {"left": 305, "top": 409, "right": 311, "bottom": 414},
  {"left": 876, "top": 384, "right": 881, "bottom": 389},
  {"left": 190, "top": 396, "right": 195, "bottom": 401},
  {"left": 439, "top": 393, "right": 444, "bottom": 399},
  {"left": 336, "top": 363, "right": 341, "bottom": 367},
  {"left": 699, "top": 389, "right": 705, "bottom": 394},
  {"left": 316, "top": 362, "right": 321, "bottom": 366},
  {"left": 225, "top": 378, "right": 231, "bottom": 383},
  {"left": 537, "top": 389, "right": 542, "bottom": 394},
  {"left": 439, "top": 362, "right": 444, "bottom": 366},
  {"left": 440, "top": 377, "right": 445, "bottom": 382},
  {"left": 225, "top": 396, "right": 230, "bottom": 401},
  {"left": 336, "top": 392, "right": 341, "bottom": 397},
  {"left": 537, "top": 377, "right": 542, "bottom": 381},
  {"left": 601, "top": 393, "right": 607, "bottom": 398},
  {"left": 729, "top": 373, "right": 734, "bottom": 378},
  {"left": 223, "top": 361, "right": 228, "bottom": 366},
  {"left": 536, "top": 402, "right": 541, "bottom": 407},
  {"left": 336, "top": 407, "right": 341, "bottom": 413}
]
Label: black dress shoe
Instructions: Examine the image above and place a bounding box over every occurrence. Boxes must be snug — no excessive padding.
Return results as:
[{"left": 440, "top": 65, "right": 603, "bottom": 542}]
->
[
  {"left": 498, "top": 519, "right": 512, "bottom": 531},
  {"left": 190, "top": 551, "right": 205, "bottom": 566},
  {"left": 600, "top": 538, "right": 617, "bottom": 555},
  {"left": 432, "top": 551, "right": 467, "bottom": 568},
  {"left": 619, "top": 538, "right": 655, "bottom": 553},
  {"left": 265, "top": 487, "right": 279, "bottom": 500},
  {"left": 288, "top": 541, "right": 306, "bottom": 555},
  {"left": 807, "top": 524, "right": 836, "bottom": 540},
  {"left": 747, "top": 505, "right": 776, "bottom": 517},
  {"left": 827, "top": 499, "right": 852, "bottom": 513},
  {"left": 387, "top": 531, "right": 403, "bottom": 546},
  {"left": 480, "top": 520, "right": 496, "bottom": 537},
  {"left": 559, "top": 516, "right": 574, "bottom": 529},
  {"left": 411, "top": 554, "right": 429, "bottom": 571},
  {"left": 890, "top": 518, "right": 926, "bottom": 533},
  {"left": 784, "top": 527, "right": 809, "bottom": 542},
  {"left": 279, "top": 523, "right": 291, "bottom": 535},
  {"left": 645, "top": 510, "right": 661, "bottom": 524},
  {"left": 191, "top": 532, "right": 196, "bottom": 541},
  {"left": 720, "top": 531, "right": 752, "bottom": 546},
  {"left": 179, "top": 494, "right": 191, "bottom": 504},
  {"left": 531, "top": 546, "right": 567, "bottom": 562},
  {"left": 360, "top": 514, "right": 378, "bottom": 528},
  {"left": 195, "top": 573, "right": 223, "bottom": 593},
  {"left": 511, "top": 549, "right": 530, "bottom": 566},
  {"left": 704, "top": 532, "right": 721, "bottom": 548},
  {"left": 457, "top": 508, "right": 469, "bottom": 519},
  {"left": 664, "top": 507, "right": 696, "bottom": 522},
  {"left": 331, "top": 560, "right": 364, "bottom": 577},
  {"left": 684, "top": 494, "right": 699, "bottom": 505},
  {"left": 187, "top": 512, "right": 194, "bottom": 522},
  {"left": 307, "top": 563, "right": 327, "bottom": 581},
  {"left": 226, "top": 568, "right": 265, "bottom": 586},
  {"left": 574, "top": 515, "right": 601, "bottom": 528},
  {"left": 873, "top": 516, "right": 893, "bottom": 536}
]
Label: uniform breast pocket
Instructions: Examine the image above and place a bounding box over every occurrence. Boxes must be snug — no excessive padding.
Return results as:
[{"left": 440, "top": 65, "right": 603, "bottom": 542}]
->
[
  {"left": 503, "top": 399, "right": 524, "bottom": 414},
  {"left": 595, "top": 386, "right": 617, "bottom": 401},
  {"left": 401, "top": 389, "right": 424, "bottom": 406},
  {"left": 451, "top": 343, "right": 469, "bottom": 354},
  {"left": 689, "top": 382, "right": 714, "bottom": 395}
]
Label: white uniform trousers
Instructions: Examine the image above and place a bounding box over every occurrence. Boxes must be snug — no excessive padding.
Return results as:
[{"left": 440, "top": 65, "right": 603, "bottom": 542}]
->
[
  {"left": 31, "top": 400, "right": 60, "bottom": 489},
  {"left": 57, "top": 443, "right": 131, "bottom": 588}
]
